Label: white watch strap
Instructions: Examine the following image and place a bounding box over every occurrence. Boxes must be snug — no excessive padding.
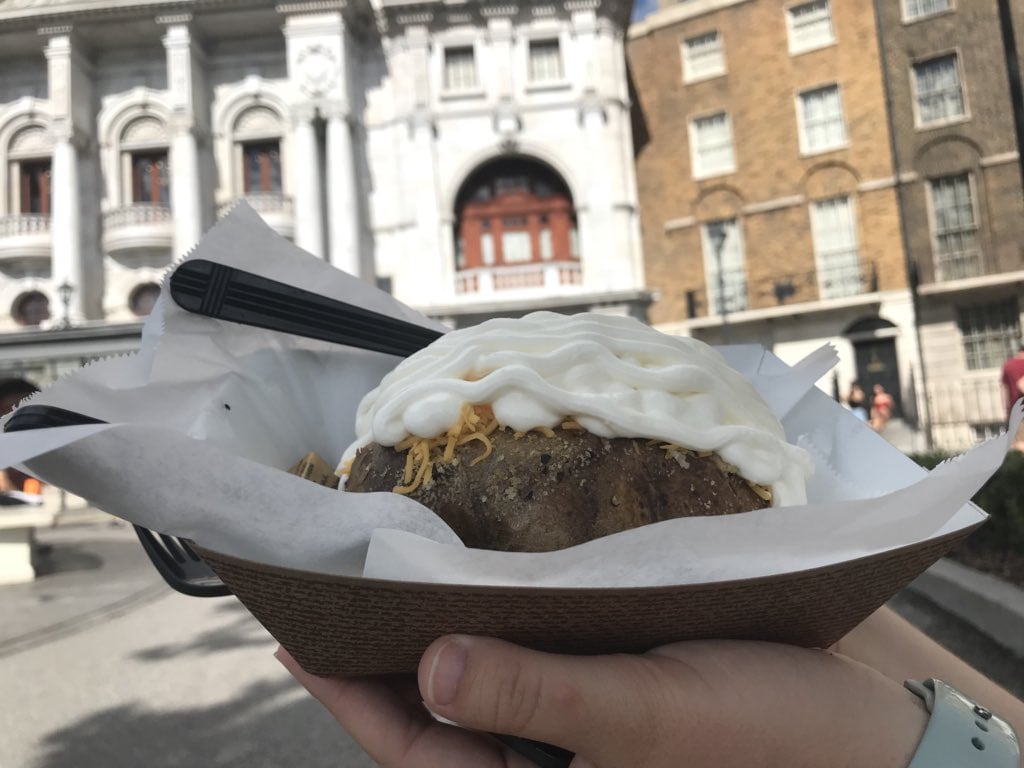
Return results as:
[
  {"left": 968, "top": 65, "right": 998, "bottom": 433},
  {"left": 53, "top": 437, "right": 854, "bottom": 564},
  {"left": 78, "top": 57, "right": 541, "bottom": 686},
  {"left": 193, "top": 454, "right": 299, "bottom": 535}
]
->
[{"left": 904, "top": 679, "right": 1020, "bottom": 768}]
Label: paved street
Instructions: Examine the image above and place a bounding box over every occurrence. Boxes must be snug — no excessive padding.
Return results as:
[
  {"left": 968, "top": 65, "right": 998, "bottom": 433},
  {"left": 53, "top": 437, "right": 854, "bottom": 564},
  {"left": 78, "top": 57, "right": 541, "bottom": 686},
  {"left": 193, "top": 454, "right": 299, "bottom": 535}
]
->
[
  {"left": 1, "top": 522, "right": 1022, "bottom": 768},
  {"left": 0, "top": 524, "right": 376, "bottom": 768}
]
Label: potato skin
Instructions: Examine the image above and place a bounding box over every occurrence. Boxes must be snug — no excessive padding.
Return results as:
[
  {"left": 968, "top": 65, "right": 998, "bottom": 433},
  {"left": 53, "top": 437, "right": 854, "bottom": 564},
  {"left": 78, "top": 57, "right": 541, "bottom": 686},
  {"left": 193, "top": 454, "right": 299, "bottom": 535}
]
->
[{"left": 345, "top": 428, "right": 770, "bottom": 553}]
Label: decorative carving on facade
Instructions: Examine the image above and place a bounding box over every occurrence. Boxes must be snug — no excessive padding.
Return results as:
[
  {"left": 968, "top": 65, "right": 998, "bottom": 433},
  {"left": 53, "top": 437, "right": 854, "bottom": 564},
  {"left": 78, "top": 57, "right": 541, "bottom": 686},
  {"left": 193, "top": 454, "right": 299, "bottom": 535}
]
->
[
  {"left": 480, "top": 4, "right": 520, "bottom": 18},
  {"left": 121, "top": 115, "right": 169, "bottom": 146},
  {"left": 234, "top": 106, "right": 284, "bottom": 139},
  {"left": 8, "top": 125, "right": 51, "bottom": 157},
  {"left": 297, "top": 44, "right": 340, "bottom": 98}
]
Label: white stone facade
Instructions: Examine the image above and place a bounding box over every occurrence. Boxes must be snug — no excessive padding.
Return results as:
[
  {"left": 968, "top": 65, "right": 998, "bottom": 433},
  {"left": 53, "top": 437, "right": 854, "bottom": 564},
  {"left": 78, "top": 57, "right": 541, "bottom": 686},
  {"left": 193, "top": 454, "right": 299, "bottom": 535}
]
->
[{"left": 0, "top": 0, "right": 647, "bottom": 343}]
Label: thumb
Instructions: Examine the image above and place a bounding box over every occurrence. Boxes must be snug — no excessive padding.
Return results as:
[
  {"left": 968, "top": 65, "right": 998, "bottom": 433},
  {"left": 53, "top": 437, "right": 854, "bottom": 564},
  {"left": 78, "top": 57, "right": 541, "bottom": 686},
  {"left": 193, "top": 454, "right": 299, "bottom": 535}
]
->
[{"left": 417, "top": 635, "right": 686, "bottom": 761}]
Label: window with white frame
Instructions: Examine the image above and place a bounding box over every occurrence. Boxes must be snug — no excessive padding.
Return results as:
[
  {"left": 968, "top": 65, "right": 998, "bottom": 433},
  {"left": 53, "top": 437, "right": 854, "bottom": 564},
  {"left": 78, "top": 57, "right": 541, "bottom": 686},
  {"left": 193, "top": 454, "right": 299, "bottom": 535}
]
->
[
  {"left": 913, "top": 54, "right": 966, "bottom": 126},
  {"left": 682, "top": 31, "right": 725, "bottom": 83},
  {"left": 958, "top": 297, "right": 1020, "bottom": 371},
  {"left": 690, "top": 112, "right": 736, "bottom": 179},
  {"left": 797, "top": 84, "right": 847, "bottom": 154},
  {"left": 904, "top": 0, "right": 951, "bottom": 21},
  {"left": 786, "top": 0, "right": 834, "bottom": 55},
  {"left": 232, "top": 105, "right": 285, "bottom": 203},
  {"left": 809, "top": 197, "right": 861, "bottom": 299},
  {"left": 928, "top": 173, "right": 981, "bottom": 281},
  {"left": 7, "top": 125, "right": 53, "bottom": 218},
  {"left": 528, "top": 39, "right": 563, "bottom": 82},
  {"left": 701, "top": 219, "right": 747, "bottom": 314},
  {"left": 444, "top": 46, "right": 478, "bottom": 91}
]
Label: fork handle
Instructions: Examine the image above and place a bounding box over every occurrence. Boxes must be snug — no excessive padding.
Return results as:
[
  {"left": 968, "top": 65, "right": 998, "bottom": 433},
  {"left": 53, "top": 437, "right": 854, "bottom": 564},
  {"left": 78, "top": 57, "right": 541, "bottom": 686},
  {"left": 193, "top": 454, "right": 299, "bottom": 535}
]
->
[{"left": 169, "top": 259, "right": 443, "bottom": 357}]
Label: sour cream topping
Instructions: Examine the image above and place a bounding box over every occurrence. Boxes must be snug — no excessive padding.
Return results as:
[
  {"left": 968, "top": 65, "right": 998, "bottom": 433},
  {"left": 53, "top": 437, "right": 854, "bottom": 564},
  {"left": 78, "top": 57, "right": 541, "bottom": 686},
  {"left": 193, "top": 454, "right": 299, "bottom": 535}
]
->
[{"left": 340, "top": 312, "right": 812, "bottom": 506}]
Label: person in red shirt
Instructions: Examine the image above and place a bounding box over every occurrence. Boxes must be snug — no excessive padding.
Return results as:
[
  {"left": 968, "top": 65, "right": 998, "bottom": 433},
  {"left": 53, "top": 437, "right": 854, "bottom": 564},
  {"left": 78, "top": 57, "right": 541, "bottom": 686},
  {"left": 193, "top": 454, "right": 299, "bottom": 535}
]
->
[
  {"left": 1002, "top": 339, "right": 1024, "bottom": 452},
  {"left": 868, "top": 383, "right": 894, "bottom": 433}
]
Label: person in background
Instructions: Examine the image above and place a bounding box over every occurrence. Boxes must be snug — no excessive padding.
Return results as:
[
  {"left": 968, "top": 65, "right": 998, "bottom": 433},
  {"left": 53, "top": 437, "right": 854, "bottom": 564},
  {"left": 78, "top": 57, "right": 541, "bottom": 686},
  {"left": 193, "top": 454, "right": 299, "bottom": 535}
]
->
[
  {"left": 846, "top": 380, "right": 868, "bottom": 421},
  {"left": 869, "top": 383, "right": 894, "bottom": 433},
  {"left": 1001, "top": 339, "right": 1024, "bottom": 452},
  {"left": 0, "top": 377, "right": 41, "bottom": 494}
]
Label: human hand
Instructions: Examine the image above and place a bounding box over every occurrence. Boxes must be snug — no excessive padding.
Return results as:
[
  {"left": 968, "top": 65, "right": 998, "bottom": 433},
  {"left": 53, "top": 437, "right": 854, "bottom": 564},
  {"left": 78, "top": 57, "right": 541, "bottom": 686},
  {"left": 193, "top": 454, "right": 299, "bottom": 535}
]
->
[{"left": 276, "top": 634, "right": 928, "bottom": 768}]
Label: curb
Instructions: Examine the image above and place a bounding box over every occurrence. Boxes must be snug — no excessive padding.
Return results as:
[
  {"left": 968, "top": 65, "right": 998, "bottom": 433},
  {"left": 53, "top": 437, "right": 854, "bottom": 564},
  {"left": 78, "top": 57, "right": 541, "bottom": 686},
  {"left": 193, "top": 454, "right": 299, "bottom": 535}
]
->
[{"left": 905, "top": 558, "right": 1024, "bottom": 658}]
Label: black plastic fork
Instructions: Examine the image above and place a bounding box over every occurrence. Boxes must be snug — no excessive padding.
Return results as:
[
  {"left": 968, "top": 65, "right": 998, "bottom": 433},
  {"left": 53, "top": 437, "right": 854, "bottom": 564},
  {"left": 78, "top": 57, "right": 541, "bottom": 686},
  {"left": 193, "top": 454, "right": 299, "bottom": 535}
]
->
[
  {"left": 4, "top": 263, "right": 576, "bottom": 768},
  {"left": 2, "top": 404, "right": 230, "bottom": 597}
]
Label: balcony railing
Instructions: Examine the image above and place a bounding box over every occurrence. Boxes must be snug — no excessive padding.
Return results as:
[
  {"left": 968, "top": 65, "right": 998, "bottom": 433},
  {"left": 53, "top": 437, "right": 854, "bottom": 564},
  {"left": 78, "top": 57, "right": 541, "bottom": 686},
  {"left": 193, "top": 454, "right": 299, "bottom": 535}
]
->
[
  {"left": 102, "top": 204, "right": 173, "bottom": 254},
  {"left": 685, "top": 260, "right": 878, "bottom": 318},
  {"left": 0, "top": 214, "right": 53, "bottom": 260},
  {"left": 926, "top": 376, "right": 1007, "bottom": 453},
  {"left": 0, "top": 214, "right": 51, "bottom": 237},
  {"left": 218, "top": 193, "right": 293, "bottom": 218},
  {"left": 104, "top": 204, "right": 172, "bottom": 229},
  {"left": 455, "top": 261, "right": 583, "bottom": 295}
]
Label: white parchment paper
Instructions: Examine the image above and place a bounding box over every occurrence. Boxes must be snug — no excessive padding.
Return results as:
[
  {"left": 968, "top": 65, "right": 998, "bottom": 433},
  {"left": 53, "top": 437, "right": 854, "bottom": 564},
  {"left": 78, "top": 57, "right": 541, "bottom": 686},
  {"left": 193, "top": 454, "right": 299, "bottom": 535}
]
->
[{"left": 0, "top": 205, "right": 1015, "bottom": 588}]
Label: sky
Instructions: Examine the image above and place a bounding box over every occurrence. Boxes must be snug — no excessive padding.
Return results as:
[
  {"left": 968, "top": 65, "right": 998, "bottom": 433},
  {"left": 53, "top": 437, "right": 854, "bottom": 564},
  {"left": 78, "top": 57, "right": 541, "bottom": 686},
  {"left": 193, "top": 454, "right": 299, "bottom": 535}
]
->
[{"left": 632, "top": 0, "right": 658, "bottom": 22}]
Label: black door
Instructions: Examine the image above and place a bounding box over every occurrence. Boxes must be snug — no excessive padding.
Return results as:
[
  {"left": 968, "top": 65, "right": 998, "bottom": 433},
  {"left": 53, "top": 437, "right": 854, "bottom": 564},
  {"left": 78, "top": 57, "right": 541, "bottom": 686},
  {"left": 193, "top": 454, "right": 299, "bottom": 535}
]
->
[{"left": 854, "top": 338, "right": 901, "bottom": 416}]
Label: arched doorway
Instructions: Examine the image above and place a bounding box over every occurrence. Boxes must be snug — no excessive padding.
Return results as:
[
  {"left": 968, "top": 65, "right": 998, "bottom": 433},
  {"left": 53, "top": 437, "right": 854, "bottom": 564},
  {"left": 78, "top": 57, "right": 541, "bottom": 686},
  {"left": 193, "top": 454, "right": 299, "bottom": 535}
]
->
[
  {"left": 453, "top": 157, "right": 578, "bottom": 283},
  {"left": 844, "top": 316, "right": 902, "bottom": 417}
]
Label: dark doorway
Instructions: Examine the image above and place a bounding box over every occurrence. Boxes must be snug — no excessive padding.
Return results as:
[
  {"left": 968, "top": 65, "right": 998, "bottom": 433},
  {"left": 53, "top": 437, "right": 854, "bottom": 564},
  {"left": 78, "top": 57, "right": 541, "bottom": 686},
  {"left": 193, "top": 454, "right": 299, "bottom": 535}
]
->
[{"left": 854, "top": 337, "right": 901, "bottom": 416}]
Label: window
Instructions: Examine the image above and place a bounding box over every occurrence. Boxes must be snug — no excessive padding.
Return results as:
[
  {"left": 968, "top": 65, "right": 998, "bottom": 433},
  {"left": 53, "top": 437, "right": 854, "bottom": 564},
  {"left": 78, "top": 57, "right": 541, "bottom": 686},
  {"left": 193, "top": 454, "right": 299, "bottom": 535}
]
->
[
  {"left": 131, "top": 152, "right": 169, "bottom": 205},
  {"left": 682, "top": 31, "right": 725, "bottom": 82},
  {"left": 528, "top": 39, "right": 563, "bottom": 82},
  {"left": 12, "top": 291, "right": 50, "bottom": 327},
  {"left": 444, "top": 46, "right": 478, "bottom": 91},
  {"left": 958, "top": 298, "right": 1020, "bottom": 371},
  {"left": 797, "top": 84, "right": 847, "bottom": 154},
  {"left": 810, "top": 197, "right": 861, "bottom": 299},
  {"left": 19, "top": 160, "right": 51, "bottom": 215},
  {"left": 904, "top": 0, "right": 951, "bottom": 20},
  {"left": 702, "top": 219, "right": 747, "bottom": 313},
  {"left": 913, "top": 54, "right": 966, "bottom": 126},
  {"left": 690, "top": 112, "right": 736, "bottom": 179},
  {"left": 129, "top": 283, "right": 161, "bottom": 317},
  {"left": 786, "top": 0, "right": 834, "bottom": 55},
  {"left": 242, "top": 141, "right": 282, "bottom": 194},
  {"left": 928, "top": 173, "right": 980, "bottom": 280}
]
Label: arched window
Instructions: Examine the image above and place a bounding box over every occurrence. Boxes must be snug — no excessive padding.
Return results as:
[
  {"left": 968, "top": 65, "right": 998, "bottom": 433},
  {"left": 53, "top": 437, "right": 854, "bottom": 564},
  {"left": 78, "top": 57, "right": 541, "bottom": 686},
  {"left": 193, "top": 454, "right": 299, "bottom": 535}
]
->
[
  {"left": 120, "top": 116, "right": 170, "bottom": 206},
  {"left": 454, "top": 157, "right": 577, "bottom": 271},
  {"left": 8, "top": 125, "right": 52, "bottom": 217},
  {"left": 233, "top": 106, "right": 283, "bottom": 196}
]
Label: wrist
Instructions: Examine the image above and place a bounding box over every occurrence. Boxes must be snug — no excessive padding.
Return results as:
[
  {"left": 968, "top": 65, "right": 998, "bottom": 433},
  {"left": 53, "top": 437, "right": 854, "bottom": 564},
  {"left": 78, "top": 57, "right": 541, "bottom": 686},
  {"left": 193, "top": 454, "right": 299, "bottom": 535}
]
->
[{"left": 770, "top": 653, "right": 929, "bottom": 768}]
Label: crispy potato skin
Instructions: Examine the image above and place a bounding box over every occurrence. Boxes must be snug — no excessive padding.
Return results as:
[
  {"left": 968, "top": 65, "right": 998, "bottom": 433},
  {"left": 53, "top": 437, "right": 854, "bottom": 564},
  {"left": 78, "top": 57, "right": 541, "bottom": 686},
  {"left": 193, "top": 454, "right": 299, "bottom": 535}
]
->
[{"left": 346, "top": 428, "right": 770, "bottom": 552}]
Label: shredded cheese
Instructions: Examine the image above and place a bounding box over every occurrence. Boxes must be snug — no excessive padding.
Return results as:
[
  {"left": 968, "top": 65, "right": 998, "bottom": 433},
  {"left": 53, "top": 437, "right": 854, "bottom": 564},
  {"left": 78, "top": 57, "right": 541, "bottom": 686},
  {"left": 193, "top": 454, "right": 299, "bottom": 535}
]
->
[{"left": 357, "top": 400, "right": 774, "bottom": 503}]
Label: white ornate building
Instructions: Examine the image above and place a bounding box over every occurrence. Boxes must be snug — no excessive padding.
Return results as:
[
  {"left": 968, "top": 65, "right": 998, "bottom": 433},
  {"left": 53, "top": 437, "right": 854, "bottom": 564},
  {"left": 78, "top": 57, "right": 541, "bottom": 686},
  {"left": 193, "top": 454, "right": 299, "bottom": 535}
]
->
[{"left": 0, "top": 0, "right": 647, "bottom": 380}]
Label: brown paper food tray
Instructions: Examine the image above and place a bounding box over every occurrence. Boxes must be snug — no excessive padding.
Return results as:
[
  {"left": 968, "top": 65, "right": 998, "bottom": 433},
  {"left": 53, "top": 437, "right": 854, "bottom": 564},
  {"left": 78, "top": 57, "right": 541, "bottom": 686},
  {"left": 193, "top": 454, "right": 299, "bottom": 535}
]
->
[{"left": 194, "top": 524, "right": 978, "bottom": 676}]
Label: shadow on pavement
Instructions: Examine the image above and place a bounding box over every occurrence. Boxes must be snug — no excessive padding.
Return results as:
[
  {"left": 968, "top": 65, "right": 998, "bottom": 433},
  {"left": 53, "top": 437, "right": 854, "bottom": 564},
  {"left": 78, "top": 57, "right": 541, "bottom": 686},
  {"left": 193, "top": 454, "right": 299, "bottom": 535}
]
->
[
  {"left": 32, "top": 545, "right": 103, "bottom": 578},
  {"left": 31, "top": 677, "right": 376, "bottom": 768},
  {"left": 131, "top": 601, "right": 271, "bottom": 662}
]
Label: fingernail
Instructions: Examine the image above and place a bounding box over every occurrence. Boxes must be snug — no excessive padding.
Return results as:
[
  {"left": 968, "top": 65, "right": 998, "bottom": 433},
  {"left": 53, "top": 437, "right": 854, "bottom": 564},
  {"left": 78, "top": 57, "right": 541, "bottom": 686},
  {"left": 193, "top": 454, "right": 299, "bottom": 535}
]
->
[
  {"left": 427, "top": 637, "right": 468, "bottom": 706},
  {"left": 273, "top": 646, "right": 286, "bottom": 664}
]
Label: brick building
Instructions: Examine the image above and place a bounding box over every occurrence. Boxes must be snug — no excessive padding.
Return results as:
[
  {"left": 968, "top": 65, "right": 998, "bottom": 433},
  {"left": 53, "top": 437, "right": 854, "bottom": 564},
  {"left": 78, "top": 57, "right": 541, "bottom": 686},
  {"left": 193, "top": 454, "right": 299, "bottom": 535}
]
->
[
  {"left": 875, "top": 0, "right": 1024, "bottom": 447},
  {"left": 629, "top": 0, "right": 1024, "bottom": 449}
]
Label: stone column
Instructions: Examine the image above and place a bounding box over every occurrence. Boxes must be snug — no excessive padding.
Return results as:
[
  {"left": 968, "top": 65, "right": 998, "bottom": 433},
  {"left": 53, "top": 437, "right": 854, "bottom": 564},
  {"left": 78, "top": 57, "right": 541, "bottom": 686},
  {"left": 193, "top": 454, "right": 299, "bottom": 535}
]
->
[
  {"left": 161, "top": 16, "right": 207, "bottom": 256},
  {"left": 281, "top": 7, "right": 349, "bottom": 260},
  {"left": 325, "top": 106, "right": 359, "bottom": 275},
  {"left": 43, "top": 28, "right": 93, "bottom": 322},
  {"left": 50, "top": 131, "right": 83, "bottom": 321},
  {"left": 291, "top": 108, "right": 325, "bottom": 258}
]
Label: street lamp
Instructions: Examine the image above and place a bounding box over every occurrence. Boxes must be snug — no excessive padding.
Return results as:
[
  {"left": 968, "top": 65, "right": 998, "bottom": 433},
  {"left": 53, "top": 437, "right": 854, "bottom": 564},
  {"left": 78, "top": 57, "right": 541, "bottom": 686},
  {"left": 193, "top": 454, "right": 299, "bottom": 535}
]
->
[
  {"left": 57, "top": 280, "right": 74, "bottom": 329},
  {"left": 706, "top": 221, "right": 729, "bottom": 342}
]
